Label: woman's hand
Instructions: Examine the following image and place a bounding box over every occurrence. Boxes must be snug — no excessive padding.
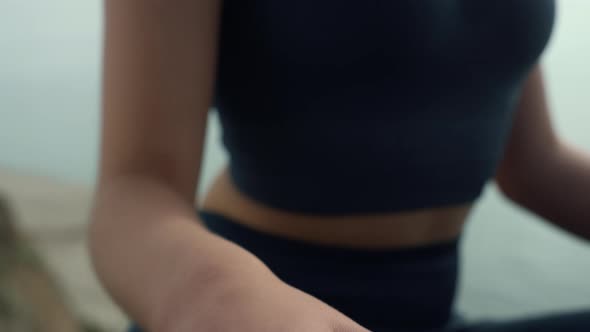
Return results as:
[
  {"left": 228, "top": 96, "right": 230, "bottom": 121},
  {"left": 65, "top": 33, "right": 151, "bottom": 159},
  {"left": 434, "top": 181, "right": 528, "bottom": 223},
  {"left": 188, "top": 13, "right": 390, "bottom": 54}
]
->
[{"left": 161, "top": 267, "right": 372, "bottom": 332}]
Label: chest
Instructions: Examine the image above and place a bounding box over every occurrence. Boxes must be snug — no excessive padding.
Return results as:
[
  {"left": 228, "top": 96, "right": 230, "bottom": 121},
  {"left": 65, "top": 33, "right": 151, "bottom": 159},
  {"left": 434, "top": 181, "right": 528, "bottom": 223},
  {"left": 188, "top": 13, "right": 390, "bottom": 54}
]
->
[{"left": 224, "top": 0, "right": 555, "bottom": 72}]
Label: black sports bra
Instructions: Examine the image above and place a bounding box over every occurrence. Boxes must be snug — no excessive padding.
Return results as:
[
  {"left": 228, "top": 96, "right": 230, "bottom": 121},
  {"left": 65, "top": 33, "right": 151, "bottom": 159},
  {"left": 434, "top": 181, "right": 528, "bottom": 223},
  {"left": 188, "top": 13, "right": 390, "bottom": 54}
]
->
[{"left": 211, "top": 0, "right": 556, "bottom": 214}]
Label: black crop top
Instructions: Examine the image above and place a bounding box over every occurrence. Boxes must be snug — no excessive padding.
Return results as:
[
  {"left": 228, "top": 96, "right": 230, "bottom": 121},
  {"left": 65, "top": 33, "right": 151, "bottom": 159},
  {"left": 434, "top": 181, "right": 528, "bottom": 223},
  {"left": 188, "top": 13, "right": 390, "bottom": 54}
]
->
[{"left": 211, "top": 0, "right": 556, "bottom": 214}]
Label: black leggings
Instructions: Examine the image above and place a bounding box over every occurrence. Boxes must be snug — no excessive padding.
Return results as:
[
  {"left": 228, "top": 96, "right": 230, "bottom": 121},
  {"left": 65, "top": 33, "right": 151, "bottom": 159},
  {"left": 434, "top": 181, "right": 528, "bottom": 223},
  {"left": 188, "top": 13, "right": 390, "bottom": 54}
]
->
[{"left": 127, "top": 210, "right": 590, "bottom": 332}]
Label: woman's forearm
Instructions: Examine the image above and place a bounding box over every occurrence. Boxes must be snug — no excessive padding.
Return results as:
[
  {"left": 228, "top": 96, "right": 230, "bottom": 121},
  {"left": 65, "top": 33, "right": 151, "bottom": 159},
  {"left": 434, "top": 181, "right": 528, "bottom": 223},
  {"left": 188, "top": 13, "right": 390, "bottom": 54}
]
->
[
  {"left": 544, "top": 141, "right": 590, "bottom": 237},
  {"left": 505, "top": 140, "right": 590, "bottom": 240},
  {"left": 88, "top": 174, "right": 274, "bottom": 330}
]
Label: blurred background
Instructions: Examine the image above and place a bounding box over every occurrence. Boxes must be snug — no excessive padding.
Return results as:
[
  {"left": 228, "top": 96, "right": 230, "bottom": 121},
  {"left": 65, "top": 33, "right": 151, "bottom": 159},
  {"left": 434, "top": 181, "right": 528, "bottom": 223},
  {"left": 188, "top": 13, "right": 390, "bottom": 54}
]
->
[{"left": 1, "top": 0, "right": 589, "bottom": 331}]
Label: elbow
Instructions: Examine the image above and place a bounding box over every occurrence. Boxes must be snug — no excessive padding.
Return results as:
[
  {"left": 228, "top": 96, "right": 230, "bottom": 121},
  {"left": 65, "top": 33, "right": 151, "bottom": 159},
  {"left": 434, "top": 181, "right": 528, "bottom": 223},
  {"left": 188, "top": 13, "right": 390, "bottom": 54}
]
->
[{"left": 494, "top": 160, "right": 534, "bottom": 207}]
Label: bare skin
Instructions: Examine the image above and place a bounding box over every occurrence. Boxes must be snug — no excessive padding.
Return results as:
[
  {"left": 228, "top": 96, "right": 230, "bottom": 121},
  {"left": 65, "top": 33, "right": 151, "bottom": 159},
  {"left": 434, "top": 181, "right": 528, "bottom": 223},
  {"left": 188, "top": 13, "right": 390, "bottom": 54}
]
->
[
  {"left": 199, "top": 165, "right": 471, "bottom": 249},
  {"left": 90, "top": 0, "right": 590, "bottom": 328}
]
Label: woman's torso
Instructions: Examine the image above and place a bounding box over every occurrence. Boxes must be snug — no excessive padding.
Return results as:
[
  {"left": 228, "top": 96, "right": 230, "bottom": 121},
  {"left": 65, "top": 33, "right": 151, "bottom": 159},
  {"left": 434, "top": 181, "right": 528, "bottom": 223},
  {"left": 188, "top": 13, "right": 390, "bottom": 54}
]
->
[
  {"left": 200, "top": 0, "right": 556, "bottom": 249},
  {"left": 199, "top": 165, "right": 472, "bottom": 249}
]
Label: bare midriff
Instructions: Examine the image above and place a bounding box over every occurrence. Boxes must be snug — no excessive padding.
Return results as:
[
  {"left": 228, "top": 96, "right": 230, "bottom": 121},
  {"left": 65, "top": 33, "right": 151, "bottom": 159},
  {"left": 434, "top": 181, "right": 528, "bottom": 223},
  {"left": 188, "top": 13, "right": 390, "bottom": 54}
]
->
[{"left": 198, "top": 165, "right": 473, "bottom": 249}]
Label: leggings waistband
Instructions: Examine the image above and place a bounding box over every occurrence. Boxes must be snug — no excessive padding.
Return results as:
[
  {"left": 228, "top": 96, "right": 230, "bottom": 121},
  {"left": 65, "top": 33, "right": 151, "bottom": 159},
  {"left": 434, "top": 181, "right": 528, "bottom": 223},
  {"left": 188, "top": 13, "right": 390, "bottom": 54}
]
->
[{"left": 198, "top": 209, "right": 459, "bottom": 259}]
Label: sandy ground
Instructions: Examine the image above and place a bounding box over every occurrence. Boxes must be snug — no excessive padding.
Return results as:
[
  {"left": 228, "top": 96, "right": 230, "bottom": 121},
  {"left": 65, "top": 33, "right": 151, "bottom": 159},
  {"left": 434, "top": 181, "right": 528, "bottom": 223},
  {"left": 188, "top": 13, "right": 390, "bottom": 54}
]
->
[{"left": 0, "top": 168, "right": 127, "bottom": 332}]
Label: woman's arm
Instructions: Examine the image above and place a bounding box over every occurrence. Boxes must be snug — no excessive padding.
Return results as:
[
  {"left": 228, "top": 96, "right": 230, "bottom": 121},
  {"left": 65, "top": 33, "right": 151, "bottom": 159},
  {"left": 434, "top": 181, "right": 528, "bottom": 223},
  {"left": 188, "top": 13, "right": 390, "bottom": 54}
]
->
[
  {"left": 495, "top": 64, "right": 590, "bottom": 240},
  {"left": 89, "top": 0, "right": 274, "bottom": 330}
]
